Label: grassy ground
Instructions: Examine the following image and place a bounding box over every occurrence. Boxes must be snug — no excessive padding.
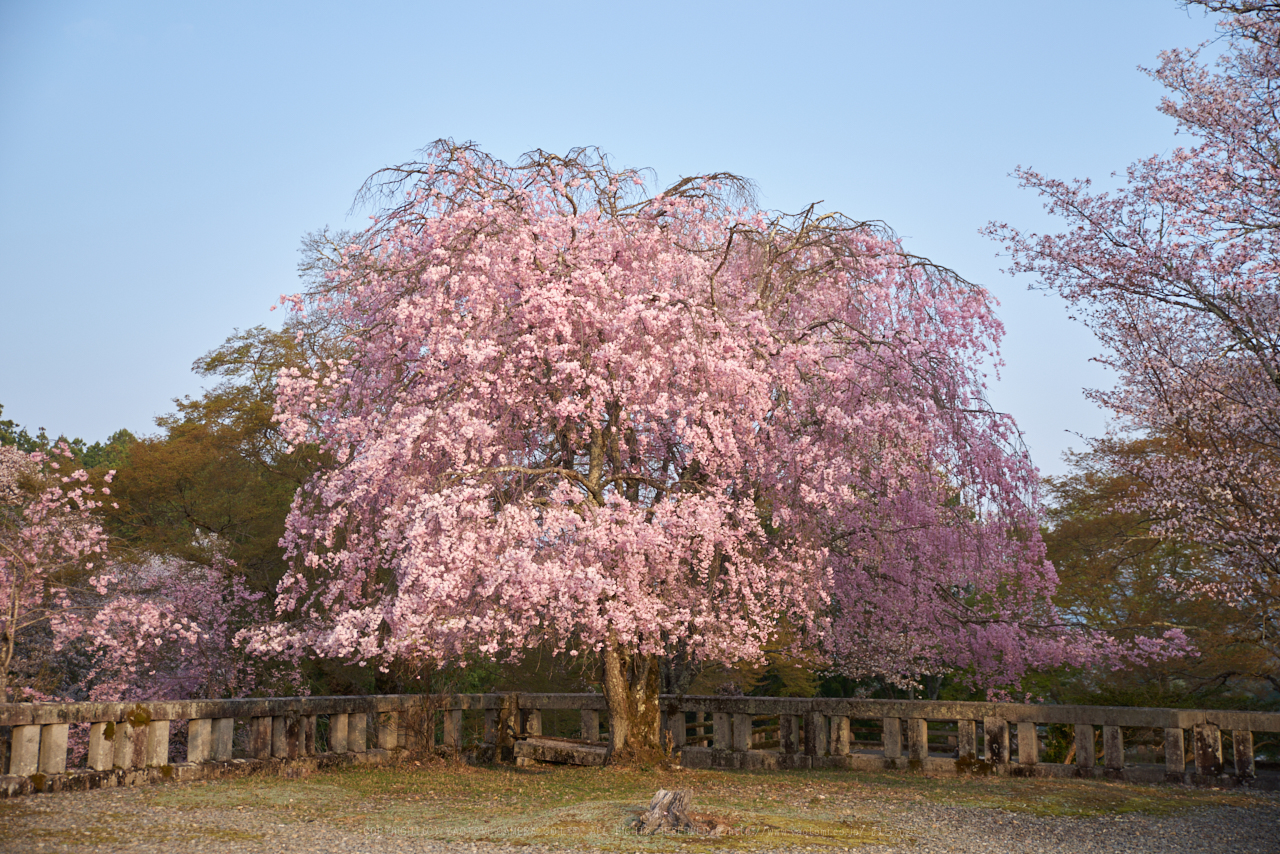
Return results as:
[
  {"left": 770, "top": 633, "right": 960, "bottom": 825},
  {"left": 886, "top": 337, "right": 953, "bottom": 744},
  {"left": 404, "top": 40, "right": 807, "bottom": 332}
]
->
[{"left": 119, "top": 758, "right": 1264, "bottom": 852}]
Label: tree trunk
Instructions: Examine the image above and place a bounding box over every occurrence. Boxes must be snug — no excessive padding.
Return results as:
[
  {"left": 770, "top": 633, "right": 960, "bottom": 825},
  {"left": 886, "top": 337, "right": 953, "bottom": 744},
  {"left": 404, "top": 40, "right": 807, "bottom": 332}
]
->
[
  {"left": 660, "top": 646, "right": 700, "bottom": 695},
  {"left": 602, "top": 641, "right": 662, "bottom": 760}
]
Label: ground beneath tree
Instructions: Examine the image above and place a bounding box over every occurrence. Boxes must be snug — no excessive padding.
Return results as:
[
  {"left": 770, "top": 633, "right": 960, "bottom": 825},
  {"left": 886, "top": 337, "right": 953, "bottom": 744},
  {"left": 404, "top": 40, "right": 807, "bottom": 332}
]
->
[{"left": 2, "top": 761, "right": 1278, "bottom": 853}]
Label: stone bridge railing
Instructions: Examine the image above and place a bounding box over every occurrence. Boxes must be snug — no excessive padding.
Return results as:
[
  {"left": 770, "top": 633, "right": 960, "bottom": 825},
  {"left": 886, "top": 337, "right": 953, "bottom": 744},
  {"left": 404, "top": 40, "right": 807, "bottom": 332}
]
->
[{"left": 2, "top": 693, "right": 1277, "bottom": 796}]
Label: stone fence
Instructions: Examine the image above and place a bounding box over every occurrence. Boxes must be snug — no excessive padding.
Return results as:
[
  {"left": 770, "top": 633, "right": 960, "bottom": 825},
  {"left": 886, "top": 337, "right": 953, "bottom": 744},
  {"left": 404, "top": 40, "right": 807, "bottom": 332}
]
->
[{"left": 2, "top": 693, "right": 1277, "bottom": 797}]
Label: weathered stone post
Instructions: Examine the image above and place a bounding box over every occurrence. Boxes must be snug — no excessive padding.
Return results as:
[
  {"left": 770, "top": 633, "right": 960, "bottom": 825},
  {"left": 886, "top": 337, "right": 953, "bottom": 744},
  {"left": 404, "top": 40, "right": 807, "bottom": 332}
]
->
[
  {"left": 272, "top": 713, "right": 300, "bottom": 759},
  {"left": 484, "top": 709, "right": 500, "bottom": 745},
  {"left": 213, "top": 718, "right": 234, "bottom": 761},
  {"left": 780, "top": 715, "right": 802, "bottom": 754},
  {"left": 1193, "top": 723, "right": 1222, "bottom": 777},
  {"left": 664, "top": 710, "right": 686, "bottom": 749},
  {"left": 442, "top": 708, "right": 463, "bottom": 750},
  {"left": 377, "top": 712, "right": 398, "bottom": 751},
  {"left": 1075, "top": 724, "right": 1096, "bottom": 772},
  {"left": 1232, "top": 730, "right": 1255, "bottom": 779},
  {"left": 805, "top": 712, "right": 829, "bottom": 757},
  {"left": 303, "top": 715, "right": 317, "bottom": 755},
  {"left": 522, "top": 709, "right": 542, "bottom": 737},
  {"left": 831, "top": 716, "right": 851, "bottom": 756},
  {"left": 348, "top": 713, "right": 368, "bottom": 754},
  {"left": 1103, "top": 726, "right": 1124, "bottom": 774},
  {"left": 1016, "top": 722, "right": 1039, "bottom": 767},
  {"left": 145, "top": 720, "right": 169, "bottom": 767},
  {"left": 88, "top": 722, "right": 113, "bottom": 771},
  {"left": 188, "top": 719, "right": 213, "bottom": 763},
  {"left": 249, "top": 716, "right": 272, "bottom": 759},
  {"left": 580, "top": 709, "right": 600, "bottom": 742},
  {"left": 982, "top": 717, "right": 1008, "bottom": 765},
  {"left": 271, "top": 716, "right": 286, "bottom": 758},
  {"left": 1163, "top": 727, "right": 1185, "bottom": 781},
  {"left": 713, "top": 712, "right": 732, "bottom": 750},
  {"left": 956, "top": 720, "right": 977, "bottom": 762},
  {"left": 732, "top": 714, "right": 753, "bottom": 752},
  {"left": 882, "top": 718, "right": 903, "bottom": 760},
  {"left": 9, "top": 725, "right": 40, "bottom": 775},
  {"left": 114, "top": 720, "right": 147, "bottom": 769},
  {"left": 907, "top": 718, "right": 929, "bottom": 764},
  {"left": 330, "top": 714, "right": 349, "bottom": 753},
  {"left": 37, "top": 724, "right": 68, "bottom": 775}
]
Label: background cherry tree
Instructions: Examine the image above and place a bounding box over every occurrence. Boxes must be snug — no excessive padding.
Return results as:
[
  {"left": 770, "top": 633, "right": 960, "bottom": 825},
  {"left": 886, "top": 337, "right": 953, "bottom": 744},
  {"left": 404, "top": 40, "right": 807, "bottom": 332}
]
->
[
  {"left": 75, "top": 549, "right": 294, "bottom": 703},
  {"left": 990, "top": 0, "right": 1280, "bottom": 685},
  {"left": 264, "top": 142, "right": 1182, "bottom": 754},
  {"left": 2, "top": 437, "right": 296, "bottom": 710},
  {"left": 0, "top": 443, "right": 112, "bottom": 702}
]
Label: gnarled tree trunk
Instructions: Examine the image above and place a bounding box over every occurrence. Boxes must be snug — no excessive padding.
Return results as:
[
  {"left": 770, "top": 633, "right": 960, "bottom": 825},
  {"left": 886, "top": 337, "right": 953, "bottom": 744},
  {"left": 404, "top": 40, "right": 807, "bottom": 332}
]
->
[{"left": 602, "top": 642, "right": 661, "bottom": 760}]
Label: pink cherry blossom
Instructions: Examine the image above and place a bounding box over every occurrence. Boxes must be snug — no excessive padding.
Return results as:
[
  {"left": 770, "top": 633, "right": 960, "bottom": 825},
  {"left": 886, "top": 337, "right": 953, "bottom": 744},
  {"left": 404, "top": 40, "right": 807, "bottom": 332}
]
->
[
  {"left": 989, "top": 2, "right": 1280, "bottom": 670},
  {"left": 262, "top": 142, "right": 1177, "bottom": 751}
]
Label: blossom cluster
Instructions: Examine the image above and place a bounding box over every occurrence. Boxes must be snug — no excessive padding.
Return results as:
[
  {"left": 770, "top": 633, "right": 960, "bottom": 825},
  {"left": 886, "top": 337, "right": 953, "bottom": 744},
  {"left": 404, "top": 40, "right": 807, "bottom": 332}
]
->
[{"left": 261, "top": 143, "right": 1184, "bottom": 694}]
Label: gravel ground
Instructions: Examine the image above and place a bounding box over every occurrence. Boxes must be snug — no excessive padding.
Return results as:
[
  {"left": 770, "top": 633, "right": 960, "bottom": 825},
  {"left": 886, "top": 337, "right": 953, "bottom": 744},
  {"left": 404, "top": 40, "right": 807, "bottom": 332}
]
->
[{"left": 3, "top": 784, "right": 1279, "bottom": 854}]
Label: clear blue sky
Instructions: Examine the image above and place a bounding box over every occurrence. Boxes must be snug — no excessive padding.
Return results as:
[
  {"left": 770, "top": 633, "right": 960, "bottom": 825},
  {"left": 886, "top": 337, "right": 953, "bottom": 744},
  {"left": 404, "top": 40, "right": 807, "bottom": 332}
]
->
[{"left": 0, "top": 0, "right": 1223, "bottom": 477}]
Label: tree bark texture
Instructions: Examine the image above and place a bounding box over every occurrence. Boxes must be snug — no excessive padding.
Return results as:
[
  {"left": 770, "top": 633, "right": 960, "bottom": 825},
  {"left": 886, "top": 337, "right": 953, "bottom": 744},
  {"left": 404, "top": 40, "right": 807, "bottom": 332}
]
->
[
  {"left": 603, "top": 642, "right": 661, "bottom": 759},
  {"left": 636, "top": 789, "right": 694, "bottom": 835}
]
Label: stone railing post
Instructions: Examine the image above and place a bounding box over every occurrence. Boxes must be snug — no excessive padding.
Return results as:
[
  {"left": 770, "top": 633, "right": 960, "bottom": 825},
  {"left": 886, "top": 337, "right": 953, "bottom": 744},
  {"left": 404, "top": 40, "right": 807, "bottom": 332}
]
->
[
  {"left": 9, "top": 725, "right": 39, "bottom": 776},
  {"left": 1075, "top": 724, "right": 1096, "bottom": 771},
  {"left": 349, "top": 712, "right": 368, "bottom": 754},
  {"left": 1016, "top": 722, "right": 1039, "bottom": 767},
  {"left": 188, "top": 719, "right": 213, "bottom": 763},
  {"left": 957, "top": 720, "right": 977, "bottom": 762},
  {"left": 831, "top": 716, "right": 851, "bottom": 756},
  {"left": 378, "top": 712, "right": 398, "bottom": 751},
  {"left": 907, "top": 718, "right": 928, "bottom": 764},
  {"left": 713, "top": 712, "right": 732, "bottom": 750},
  {"left": 249, "top": 716, "right": 272, "bottom": 759},
  {"left": 212, "top": 717, "right": 233, "bottom": 761},
  {"left": 88, "top": 722, "right": 113, "bottom": 771},
  {"left": 330, "top": 713, "right": 349, "bottom": 753},
  {"left": 882, "top": 718, "right": 903, "bottom": 760},
  {"left": 38, "top": 724, "right": 68, "bottom": 775},
  {"left": 982, "top": 717, "right": 1008, "bottom": 765},
  {"left": 780, "top": 714, "right": 802, "bottom": 754},
  {"left": 1194, "top": 723, "right": 1222, "bottom": 776},
  {"left": 443, "top": 708, "right": 463, "bottom": 750},
  {"left": 732, "top": 714, "right": 752, "bottom": 752},
  {"left": 114, "top": 720, "right": 147, "bottom": 769},
  {"left": 145, "top": 720, "right": 169, "bottom": 767},
  {"left": 272, "top": 713, "right": 299, "bottom": 760},
  {"left": 580, "top": 709, "right": 600, "bottom": 742},
  {"left": 1163, "top": 727, "right": 1185, "bottom": 780},
  {"left": 664, "top": 710, "right": 686, "bottom": 748},
  {"left": 1232, "top": 730, "right": 1254, "bottom": 779},
  {"left": 522, "top": 709, "right": 542, "bottom": 737},
  {"left": 303, "top": 715, "right": 317, "bottom": 755},
  {"left": 805, "top": 711, "right": 829, "bottom": 757},
  {"left": 1103, "top": 725, "right": 1124, "bottom": 773}
]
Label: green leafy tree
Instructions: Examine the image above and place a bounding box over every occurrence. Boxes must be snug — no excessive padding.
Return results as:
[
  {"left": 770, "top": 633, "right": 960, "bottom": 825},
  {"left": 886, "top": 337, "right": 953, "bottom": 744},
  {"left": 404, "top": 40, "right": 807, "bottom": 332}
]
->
[
  {"left": 1038, "top": 440, "right": 1278, "bottom": 708},
  {"left": 105, "top": 321, "right": 328, "bottom": 592},
  {"left": 0, "top": 404, "right": 51, "bottom": 454}
]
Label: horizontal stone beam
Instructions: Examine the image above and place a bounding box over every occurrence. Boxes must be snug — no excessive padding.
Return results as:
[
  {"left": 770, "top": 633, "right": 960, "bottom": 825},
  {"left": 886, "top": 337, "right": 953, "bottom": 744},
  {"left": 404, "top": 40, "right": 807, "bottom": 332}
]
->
[{"left": 3, "top": 693, "right": 1277, "bottom": 738}]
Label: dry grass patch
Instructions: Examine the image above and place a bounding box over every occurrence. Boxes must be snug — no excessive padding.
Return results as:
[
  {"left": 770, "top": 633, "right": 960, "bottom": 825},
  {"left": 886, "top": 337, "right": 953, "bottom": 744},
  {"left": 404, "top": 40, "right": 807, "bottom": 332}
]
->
[{"left": 136, "top": 759, "right": 1270, "bottom": 851}]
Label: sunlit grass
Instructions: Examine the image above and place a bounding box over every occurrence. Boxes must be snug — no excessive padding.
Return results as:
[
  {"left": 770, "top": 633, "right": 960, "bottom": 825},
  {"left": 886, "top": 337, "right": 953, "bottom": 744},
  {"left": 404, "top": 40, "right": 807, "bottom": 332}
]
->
[{"left": 138, "top": 758, "right": 1268, "bottom": 850}]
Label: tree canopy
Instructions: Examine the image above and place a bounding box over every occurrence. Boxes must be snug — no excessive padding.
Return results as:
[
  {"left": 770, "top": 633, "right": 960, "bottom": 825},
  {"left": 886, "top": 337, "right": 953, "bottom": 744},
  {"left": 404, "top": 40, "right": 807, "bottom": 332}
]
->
[
  {"left": 254, "top": 142, "right": 1181, "bottom": 752},
  {"left": 990, "top": 1, "right": 1280, "bottom": 648}
]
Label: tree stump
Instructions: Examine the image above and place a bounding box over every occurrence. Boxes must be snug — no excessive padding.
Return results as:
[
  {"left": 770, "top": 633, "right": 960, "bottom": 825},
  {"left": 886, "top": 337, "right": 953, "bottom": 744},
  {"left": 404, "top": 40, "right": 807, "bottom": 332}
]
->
[{"left": 636, "top": 789, "right": 695, "bottom": 835}]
